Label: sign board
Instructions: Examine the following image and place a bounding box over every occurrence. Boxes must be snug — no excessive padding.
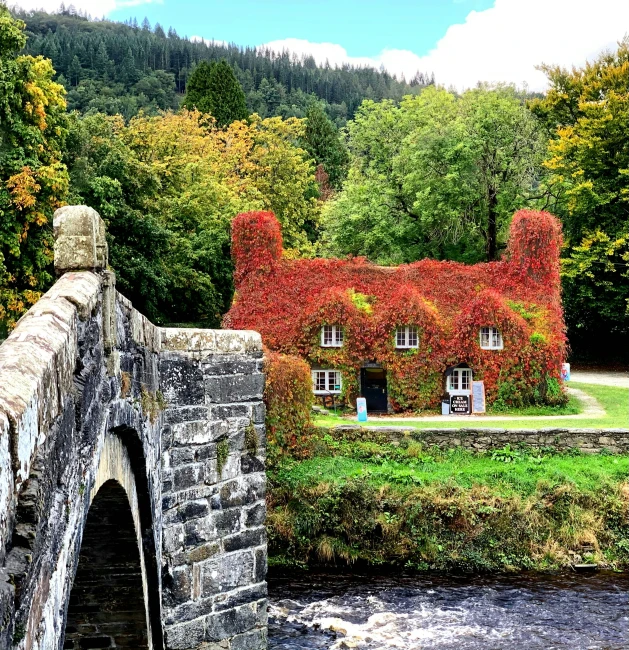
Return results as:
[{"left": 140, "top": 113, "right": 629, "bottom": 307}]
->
[
  {"left": 561, "top": 363, "right": 570, "bottom": 382},
  {"left": 472, "top": 381, "right": 486, "bottom": 414},
  {"left": 356, "top": 397, "right": 368, "bottom": 422},
  {"left": 450, "top": 394, "right": 470, "bottom": 415}
]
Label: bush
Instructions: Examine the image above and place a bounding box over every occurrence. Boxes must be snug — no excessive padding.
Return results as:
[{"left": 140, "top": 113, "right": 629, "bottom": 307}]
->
[{"left": 264, "top": 349, "right": 315, "bottom": 461}]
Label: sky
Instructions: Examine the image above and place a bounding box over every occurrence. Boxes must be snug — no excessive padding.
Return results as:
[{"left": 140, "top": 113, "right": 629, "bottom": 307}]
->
[{"left": 10, "top": 0, "right": 629, "bottom": 91}]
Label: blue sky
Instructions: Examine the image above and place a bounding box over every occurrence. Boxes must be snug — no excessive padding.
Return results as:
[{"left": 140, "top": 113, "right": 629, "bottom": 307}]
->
[
  {"left": 15, "top": 0, "right": 629, "bottom": 90},
  {"left": 109, "top": 0, "right": 495, "bottom": 59}
]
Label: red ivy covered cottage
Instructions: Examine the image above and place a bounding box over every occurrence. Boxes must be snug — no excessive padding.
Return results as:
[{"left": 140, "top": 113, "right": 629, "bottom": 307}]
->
[{"left": 224, "top": 210, "right": 567, "bottom": 413}]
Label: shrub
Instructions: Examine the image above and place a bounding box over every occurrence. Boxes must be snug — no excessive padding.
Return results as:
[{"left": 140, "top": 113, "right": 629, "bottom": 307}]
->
[{"left": 264, "top": 349, "right": 315, "bottom": 460}]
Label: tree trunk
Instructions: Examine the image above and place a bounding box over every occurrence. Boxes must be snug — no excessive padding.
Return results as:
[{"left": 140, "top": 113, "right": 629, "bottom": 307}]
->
[{"left": 487, "top": 187, "right": 498, "bottom": 261}]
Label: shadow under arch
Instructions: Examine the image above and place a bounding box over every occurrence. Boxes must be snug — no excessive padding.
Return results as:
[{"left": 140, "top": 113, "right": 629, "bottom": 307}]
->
[{"left": 63, "top": 429, "right": 164, "bottom": 650}]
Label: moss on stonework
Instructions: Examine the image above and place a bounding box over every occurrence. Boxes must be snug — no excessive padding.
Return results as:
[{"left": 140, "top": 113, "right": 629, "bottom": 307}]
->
[
  {"left": 217, "top": 439, "right": 229, "bottom": 476},
  {"left": 140, "top": 386, "right": 166, "bottom": 423},
  {"left": 245, "top": 421, "right": 258, "bottom": 456}
]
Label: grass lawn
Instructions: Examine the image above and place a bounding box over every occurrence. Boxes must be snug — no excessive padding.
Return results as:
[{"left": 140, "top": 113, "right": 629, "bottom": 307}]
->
[{"left": 313, "top": 383, "right": 628, "bottom": 430}]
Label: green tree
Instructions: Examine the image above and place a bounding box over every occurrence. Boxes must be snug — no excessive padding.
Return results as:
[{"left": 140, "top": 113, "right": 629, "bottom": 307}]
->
[
  {"left": 303, "top": 103, "right": 349, "bottom": 190},
  {"left": 0, "top": 7, "right": 68, "bottom": 335},
  {"left": 323, "top": 86, "right": 545, "bottom": 263},
  {"left": 530, "top": 38, "right": 629, "bottom": 359},
  {"left": 183, "top": 60, "right": 247, "bottom": 127}
]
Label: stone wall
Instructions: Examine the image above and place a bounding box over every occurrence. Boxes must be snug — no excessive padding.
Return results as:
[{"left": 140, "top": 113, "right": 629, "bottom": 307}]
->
[
  {"left": 159, "top": 329, "right": 267, "bottom": 650},
  {"left": 327, "top": 426, "right": 629, "bottom": 454},
  {"left": 0, "top": 206, "right": 268, "bottom": 650}
]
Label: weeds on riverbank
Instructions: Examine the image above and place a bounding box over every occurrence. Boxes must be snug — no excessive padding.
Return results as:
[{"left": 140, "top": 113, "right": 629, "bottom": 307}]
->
[{"left": 267, "top": 442, "right": 629, "bottom": 572}]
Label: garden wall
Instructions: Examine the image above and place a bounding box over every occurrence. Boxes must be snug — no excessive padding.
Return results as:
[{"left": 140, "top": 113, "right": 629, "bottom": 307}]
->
[{"left": 326, "top": 426, "right": 629, "bottom": 454}]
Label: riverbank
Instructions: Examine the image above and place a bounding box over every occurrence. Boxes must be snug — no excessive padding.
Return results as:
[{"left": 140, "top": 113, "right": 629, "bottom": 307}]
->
[{"left": 267, "top": 439, "right": 629, "bottom": 572}]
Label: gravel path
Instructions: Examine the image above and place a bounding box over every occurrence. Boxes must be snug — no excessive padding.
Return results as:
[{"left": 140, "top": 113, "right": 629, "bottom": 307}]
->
[{"left": 569, "top": 370, "right": 629, "bottom": 388}]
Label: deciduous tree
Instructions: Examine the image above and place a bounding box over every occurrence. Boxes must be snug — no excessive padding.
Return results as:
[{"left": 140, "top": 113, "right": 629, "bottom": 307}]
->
[{"left": 0, "top": 7, "right": 68, "bottom": 336}]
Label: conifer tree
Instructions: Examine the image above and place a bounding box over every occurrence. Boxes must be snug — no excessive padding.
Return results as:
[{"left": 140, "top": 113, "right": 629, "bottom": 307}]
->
[
  {"left": 303, "top": 103, "right": 348, "bottom": 189},
  {"left": 183, "top": 60, "right": 248, "bottom": 127}
]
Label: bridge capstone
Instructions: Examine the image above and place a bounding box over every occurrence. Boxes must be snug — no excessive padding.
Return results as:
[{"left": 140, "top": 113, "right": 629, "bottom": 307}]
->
[{"left": 0, "top": 206, "right": 268, "bottom": 650}]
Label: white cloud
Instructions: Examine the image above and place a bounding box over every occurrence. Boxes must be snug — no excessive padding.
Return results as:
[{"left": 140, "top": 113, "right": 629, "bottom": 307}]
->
[
  {"left": 258, "top": 0, "right": 629, "bottom": 91},
  {"left": 8, "top": 0, "right": 161, "bottom": 18}
]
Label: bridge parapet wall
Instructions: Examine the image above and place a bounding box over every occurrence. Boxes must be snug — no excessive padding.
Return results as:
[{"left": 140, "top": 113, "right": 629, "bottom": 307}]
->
[{"left": 0, "top": 206, "right": 267, "bottom": 650}]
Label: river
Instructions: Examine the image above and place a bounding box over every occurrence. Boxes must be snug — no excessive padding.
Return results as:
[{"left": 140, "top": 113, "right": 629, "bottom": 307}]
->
[{"left": 268, "top": 570, "right": 629, "bottom": 649}]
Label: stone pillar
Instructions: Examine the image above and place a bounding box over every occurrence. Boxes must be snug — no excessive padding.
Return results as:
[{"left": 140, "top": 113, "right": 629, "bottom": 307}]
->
[
  {"left": 159, "top": 329, "right": 267, "bottom": 650},
  {"left": 53, "top": 205, "right": 108, "bottom": 275}
]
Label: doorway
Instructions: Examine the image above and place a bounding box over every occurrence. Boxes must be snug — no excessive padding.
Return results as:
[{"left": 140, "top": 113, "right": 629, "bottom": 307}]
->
[{"left": 360, "top": 367, "right": 388, "bottom": 412}]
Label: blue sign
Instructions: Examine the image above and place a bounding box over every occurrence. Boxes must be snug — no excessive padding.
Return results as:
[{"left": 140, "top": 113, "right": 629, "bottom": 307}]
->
[{"left": 356, "top": 397, "right": 368, "bottom": 422}]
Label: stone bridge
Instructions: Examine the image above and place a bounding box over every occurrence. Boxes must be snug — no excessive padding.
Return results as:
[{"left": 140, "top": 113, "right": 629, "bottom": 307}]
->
[{"left": 0, "top": 207, "right": 267, "bottom": 650}]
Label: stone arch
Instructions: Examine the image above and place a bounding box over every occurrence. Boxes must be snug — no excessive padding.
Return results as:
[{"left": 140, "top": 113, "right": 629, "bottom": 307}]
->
[{"left": 62, "top": 432, "right": 161, "bottom": 650}]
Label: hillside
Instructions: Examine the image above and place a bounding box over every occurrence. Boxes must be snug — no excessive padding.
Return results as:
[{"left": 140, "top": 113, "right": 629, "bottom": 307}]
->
[{"left": 16, "top": 8, "right": 433, "bottom": 123}]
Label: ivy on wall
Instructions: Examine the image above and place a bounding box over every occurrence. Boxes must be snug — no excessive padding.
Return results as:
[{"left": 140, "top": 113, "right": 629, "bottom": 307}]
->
[{"left": 225, "top": 210, "right": 566, "bottom": 411}]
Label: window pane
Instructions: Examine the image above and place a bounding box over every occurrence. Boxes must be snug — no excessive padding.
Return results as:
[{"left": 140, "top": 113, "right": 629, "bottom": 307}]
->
[
  {"left": 323, "top": 325, "right": 333, "bottom": 345},
  {"left": 396, "top": 328, "right": 405, "bottom": 347},
  {"left": 450, "top": 373, "right": 459, "bottom": 390},
  {"left": 492, "top": 328, "right": 501, "bottom": 348},
  {"left": 335, "top": 327, "right": 344, "bottom": 345},
  {"left": 408, "top": 326, "right": 418, "bottom": 347},
  {"left": 480, "top": 327, "right": 490, "bottom": 347},
  {"left": 462, "top": 370, "right": 471, "bottom": 390},
  {"left": 315, "top": 372, "right": 326, "bottom": 391}
]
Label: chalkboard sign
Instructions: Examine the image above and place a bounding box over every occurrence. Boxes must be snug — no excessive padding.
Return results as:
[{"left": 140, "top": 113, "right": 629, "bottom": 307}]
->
[
  {"left": 450, "top": 394, "right": 470, "bottom": 414},
  {"left": 472, "top": 381, "right": 486, "bottom": 414}
]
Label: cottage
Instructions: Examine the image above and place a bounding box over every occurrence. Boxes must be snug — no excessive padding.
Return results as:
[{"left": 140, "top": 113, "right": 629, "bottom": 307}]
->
[{"left": 224, "top": 210, "right": 567, "bottom": 413}]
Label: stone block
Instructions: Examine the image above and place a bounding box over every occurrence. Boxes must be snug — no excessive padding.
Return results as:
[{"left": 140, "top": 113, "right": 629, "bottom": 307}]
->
[
  {"left": 254, "top": 548, "right": 267, "bottom": 584},
  {"left": 53, "top": 205, "right": 107, "bottom": 273},
  {"left": 244, "top": 504, "right": 266, "bottom": 528},
  {"left": 0, "top": 412, "right": 13, "bottom": 562},
  {"left": 230, "top": 629, "right": 267, "bottom": 650},
  {"left": 203, "top": 356, "right": 259, "bottom": 377},
  {"left": 204, "top": 375, "right": 265, "bottom": 405},
  {"left": 201, "top": 551, "right": 254, "bottom": 597},
  {"left": 223, "top": 528, "right": 266, "bottom": 554},
  {"left": 171, "top": 420, "right": 228, "bottom": 446},
  {"left": 160, "top": 359, "right": 205, "bottom": 406},
  {"left": 204, "top": 603, "right": 259, "bottom": 642},
  {"left": 164, "top": 617, "right": 206, "bottom": 650},
  {"left": 212, "top": 583, "right": 268, "bottom": 613}
]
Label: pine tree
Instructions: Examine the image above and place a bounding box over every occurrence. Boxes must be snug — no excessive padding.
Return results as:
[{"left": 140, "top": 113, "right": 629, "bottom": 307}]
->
[
  {"left": 182, "top": 60, "right": 213, "bottom": 113},
  {"left": 303, "top": 103, "right": 348, "bottom": 189},
  {"left": 183, "top": 60, "right": 247, "bottom": 127}
]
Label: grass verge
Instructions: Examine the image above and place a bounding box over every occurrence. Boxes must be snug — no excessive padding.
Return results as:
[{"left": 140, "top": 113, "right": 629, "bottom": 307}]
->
[{"left": 313, "top": 383, "right": 628, "bottom": 430}]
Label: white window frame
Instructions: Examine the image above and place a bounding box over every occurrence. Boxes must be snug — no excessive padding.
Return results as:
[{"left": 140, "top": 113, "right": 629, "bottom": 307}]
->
[
  {"left": 321, "top": 324, "right": 344, "bottom": 347},
  {"left": 395, "top": 325, "right": 419, "bottom": 349},
  {"left": 447, "top": 368, "right": 472, "bottom": 393},
  {"left": 312, "top": 370, "right": 342, "bottom": 395},
  {"left": 479, "top": 326, "right": 503, "bottom": 350}
]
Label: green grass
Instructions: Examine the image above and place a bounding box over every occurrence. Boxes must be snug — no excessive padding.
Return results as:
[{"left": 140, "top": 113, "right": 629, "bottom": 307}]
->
[
  {"left": 313, "top": 383, "right": 628, "bottom": 430},
  {"left": 273, "top": 445, "right": 628, "bottom": 498},
  {"left": 268, "top": 443, "right": 629, "bottom": 571}
]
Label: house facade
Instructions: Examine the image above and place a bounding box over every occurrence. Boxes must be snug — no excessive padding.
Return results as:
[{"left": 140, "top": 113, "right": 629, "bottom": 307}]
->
[{"left": 224, "top": 210, "right": 567, "bottom": 413}]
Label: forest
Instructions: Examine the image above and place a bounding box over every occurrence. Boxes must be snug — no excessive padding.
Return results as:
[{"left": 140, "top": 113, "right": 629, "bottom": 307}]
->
[
  {"left": 1, "top": 6, "right": 627, "bottom": 360},
  {"left": 17, "top": 6, "right": 430, "bottom": 124}
]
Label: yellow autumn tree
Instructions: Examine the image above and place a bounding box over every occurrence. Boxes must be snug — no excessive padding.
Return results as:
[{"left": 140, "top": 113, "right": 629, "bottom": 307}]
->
[{"left": 0, "top": 7, "right": 69, "bottom": 335}]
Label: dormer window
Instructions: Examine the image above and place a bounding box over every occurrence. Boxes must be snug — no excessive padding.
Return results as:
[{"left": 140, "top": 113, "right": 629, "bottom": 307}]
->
[
  {"left": 480, "top": 327, "right": 503, "bottom": 350},
  {"left": 321, "top": 324, "right": 343, "bottom": 347},
  {"left": 395, "top": 326, "right": 418, "bottom": 349}
]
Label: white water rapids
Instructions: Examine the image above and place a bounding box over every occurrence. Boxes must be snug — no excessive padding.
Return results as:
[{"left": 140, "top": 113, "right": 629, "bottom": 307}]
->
[{"left": 268, "top": 572, "right": 629, "bottom": 649}]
